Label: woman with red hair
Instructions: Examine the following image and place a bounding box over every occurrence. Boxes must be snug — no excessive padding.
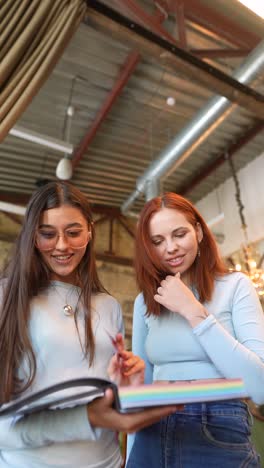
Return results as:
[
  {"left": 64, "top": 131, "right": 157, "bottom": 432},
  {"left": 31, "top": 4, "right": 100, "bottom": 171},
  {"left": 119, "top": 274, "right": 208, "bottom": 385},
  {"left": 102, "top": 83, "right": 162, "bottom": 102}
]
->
[{"left": 126, "top": 192, "right": 264, "bottom": 467}]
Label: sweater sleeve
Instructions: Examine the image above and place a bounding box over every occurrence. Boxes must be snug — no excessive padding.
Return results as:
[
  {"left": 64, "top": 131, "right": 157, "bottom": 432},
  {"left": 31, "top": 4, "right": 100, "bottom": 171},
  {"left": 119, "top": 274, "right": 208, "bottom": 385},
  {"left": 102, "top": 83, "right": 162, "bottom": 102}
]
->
[
  {"left": 0, "top": 405, "right": 101, "bottom": 450},
  {"left": 193, "top": 274, "right": 264, "bottom": 404},
  {"left": 132, "top": 294, "right": 153, "bottom": 384}
]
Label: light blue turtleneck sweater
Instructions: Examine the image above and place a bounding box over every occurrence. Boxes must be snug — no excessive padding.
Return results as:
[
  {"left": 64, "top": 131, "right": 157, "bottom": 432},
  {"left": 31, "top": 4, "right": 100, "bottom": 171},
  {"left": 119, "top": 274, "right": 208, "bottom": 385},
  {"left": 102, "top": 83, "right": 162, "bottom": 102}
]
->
[{"left": 0, "top": 281, "right": 124, "bottom": 468}]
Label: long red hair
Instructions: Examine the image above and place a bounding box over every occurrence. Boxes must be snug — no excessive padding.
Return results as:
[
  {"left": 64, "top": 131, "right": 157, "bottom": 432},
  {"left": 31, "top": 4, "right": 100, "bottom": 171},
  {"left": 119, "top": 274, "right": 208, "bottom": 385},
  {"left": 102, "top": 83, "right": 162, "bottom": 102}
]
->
[{"left": 135, "top": 192, "right": 227, "bottom": 315}]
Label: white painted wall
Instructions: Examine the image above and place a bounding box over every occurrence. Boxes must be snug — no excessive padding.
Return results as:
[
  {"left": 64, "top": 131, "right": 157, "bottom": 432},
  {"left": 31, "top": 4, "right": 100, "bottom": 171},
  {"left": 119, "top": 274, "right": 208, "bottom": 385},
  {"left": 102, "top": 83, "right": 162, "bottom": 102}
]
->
[{"left": 196, "top": 151, "right": 264, "bottom": 257}]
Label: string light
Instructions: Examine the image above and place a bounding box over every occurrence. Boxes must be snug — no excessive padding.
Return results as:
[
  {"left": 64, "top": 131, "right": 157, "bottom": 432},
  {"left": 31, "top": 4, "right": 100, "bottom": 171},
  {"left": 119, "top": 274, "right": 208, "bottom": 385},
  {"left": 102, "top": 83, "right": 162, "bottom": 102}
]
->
[{"left": 228, "top": 155, "right": 264, "bottom": 297}]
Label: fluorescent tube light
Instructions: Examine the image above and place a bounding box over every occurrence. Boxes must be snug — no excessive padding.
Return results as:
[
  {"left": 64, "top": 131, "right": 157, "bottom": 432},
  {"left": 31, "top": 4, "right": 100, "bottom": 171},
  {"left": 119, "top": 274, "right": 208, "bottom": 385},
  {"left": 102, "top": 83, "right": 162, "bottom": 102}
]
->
[
  {"left": 9, "top": 125, "right": 73, "bottom": 154},
  {"left": 0, "top": 201, "right": 26, "bottom": 216}
]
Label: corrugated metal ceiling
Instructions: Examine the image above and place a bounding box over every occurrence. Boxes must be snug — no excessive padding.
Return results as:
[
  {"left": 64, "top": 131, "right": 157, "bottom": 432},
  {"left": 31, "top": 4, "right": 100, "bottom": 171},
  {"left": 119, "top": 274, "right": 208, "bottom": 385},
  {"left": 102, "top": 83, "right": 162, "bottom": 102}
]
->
[{"left": 0, "top": 0, "right": 263, "bottom": 213}]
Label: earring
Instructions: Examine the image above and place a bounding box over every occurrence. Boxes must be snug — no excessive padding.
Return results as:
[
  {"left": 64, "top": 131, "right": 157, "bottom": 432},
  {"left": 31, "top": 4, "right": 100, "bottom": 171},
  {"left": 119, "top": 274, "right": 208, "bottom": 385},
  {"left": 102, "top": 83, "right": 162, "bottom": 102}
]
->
[{"left": 197, "top": 248, "right": 201, "bottom": 257}]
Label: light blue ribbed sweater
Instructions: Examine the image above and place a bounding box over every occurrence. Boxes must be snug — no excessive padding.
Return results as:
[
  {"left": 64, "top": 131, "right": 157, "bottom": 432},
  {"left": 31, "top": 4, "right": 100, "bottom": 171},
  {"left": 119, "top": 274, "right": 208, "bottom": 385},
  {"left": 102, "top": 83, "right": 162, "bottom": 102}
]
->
[{"left": 0, "top": 281, "right": 124, "bottom": 468}]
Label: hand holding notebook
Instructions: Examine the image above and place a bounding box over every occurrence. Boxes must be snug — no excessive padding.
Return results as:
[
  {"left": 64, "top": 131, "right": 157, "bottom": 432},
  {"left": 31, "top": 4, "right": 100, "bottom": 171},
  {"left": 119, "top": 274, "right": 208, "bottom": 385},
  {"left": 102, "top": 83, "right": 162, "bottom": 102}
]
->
[{"left": 0, "top": 377, "right": 248, "bottom": 419}]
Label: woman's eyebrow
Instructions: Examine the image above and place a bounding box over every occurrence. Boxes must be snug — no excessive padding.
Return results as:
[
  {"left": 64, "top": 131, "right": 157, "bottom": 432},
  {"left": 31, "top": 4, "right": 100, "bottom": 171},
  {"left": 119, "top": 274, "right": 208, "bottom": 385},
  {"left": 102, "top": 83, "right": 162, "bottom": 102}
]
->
[
  {"left": 172, "top": 227, "right": 188, "bottom": 233},
  {"left": 38, "top": 222, "right": 84, "bottom": 229}
]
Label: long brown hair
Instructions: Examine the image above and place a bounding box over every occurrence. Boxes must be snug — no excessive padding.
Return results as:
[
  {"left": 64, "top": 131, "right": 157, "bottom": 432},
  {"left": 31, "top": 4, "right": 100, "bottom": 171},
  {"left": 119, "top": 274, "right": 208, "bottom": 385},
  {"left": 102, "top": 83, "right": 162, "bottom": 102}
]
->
[
  {"left": 135, "top": 192, "right": 227, "bottom": 316},
  {"left": 0, "top": 182, "right": 106, "bottom": 403}
]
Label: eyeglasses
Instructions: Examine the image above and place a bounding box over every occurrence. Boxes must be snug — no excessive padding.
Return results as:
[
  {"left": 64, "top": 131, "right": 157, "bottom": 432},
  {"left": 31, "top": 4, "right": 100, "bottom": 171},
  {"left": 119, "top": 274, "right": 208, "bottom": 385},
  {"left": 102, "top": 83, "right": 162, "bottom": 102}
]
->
[{"left": 35, "top": 228, "right": 90, "bottom": 251}]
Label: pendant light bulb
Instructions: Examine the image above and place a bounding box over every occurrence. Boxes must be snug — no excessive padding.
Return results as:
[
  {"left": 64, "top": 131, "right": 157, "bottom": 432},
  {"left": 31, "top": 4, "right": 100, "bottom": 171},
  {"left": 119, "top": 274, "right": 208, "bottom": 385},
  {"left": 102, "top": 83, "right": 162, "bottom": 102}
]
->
[
  {"left": 56, "top": 157, "right": 73, "bottom": 180},
  {"left": 166, "top": 96, "right": 175, "bottom": 106}
]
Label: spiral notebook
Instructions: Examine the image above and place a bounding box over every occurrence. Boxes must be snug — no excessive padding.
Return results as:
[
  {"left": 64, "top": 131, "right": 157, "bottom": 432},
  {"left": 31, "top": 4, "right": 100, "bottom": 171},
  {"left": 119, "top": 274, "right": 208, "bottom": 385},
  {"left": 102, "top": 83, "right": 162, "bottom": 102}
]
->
[{"left": 0, "top": 377, "right": 248, "bottom": 418}]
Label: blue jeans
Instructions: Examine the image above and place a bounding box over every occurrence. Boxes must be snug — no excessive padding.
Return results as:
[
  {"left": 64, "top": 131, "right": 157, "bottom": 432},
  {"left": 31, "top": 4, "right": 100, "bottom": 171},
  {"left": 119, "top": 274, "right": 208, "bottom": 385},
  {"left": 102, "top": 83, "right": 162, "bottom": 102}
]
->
[{"left": 126, "top": 400, "right": 260, "bottom": 468}]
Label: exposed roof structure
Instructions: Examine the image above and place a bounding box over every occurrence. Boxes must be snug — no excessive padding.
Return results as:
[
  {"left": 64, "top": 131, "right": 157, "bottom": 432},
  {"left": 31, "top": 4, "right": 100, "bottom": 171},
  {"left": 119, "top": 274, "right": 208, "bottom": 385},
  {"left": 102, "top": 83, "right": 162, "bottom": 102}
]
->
[{"left": 0, "top": 0, "right": 263, "bottom": 216}]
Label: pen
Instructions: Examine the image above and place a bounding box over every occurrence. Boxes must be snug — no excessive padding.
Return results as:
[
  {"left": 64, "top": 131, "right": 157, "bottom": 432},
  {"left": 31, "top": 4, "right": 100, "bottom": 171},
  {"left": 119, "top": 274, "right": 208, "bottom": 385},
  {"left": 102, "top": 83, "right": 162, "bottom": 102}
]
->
[{"left": 104, "top": 328, "right": 122, "bottom": 363}]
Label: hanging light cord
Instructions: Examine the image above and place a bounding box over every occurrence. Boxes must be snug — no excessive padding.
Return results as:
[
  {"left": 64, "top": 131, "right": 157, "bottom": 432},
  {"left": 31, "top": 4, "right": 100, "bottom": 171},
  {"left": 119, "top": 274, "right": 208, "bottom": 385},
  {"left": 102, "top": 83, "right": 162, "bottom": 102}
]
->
[
  {"left": 227, "top": 155, "right": 251, "bottom": 273},
  {"left": 227, "top": 155, "right": 248, "bottom": 241},
  {"left": 226, "top": 156, "right": 264, "bottom": 295}
]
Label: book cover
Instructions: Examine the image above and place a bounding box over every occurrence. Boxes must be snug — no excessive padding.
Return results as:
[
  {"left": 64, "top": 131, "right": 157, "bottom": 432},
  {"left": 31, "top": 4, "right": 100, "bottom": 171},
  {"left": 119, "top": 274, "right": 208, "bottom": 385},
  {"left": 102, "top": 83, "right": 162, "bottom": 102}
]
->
[{"left": 0, "top": 377, "right": 248, "bottom": 418}]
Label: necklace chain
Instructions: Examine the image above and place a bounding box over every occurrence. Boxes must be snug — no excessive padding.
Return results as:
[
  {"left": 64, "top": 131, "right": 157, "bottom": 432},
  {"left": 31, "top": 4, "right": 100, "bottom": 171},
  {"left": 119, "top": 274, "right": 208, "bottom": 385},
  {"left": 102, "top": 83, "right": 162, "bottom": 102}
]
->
[{"left": 52, "top": 283, "right": 79, "bottom": 317}]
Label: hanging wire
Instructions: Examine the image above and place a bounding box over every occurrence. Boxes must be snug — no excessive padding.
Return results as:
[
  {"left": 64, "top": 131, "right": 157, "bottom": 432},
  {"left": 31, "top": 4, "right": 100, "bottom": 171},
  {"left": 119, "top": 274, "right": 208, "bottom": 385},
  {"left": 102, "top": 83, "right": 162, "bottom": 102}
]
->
[
  {"left": 226, "top": 154, "right": 251, "bottom": 273},
  {"left": 62, "top": 76, "right": 76, "bottom": 141},
  {"left": 227, "top": 155, "right": 249, "bottom": 242},
  {"left": 226, "top": 156, "right": 264, "bottom": 296}
]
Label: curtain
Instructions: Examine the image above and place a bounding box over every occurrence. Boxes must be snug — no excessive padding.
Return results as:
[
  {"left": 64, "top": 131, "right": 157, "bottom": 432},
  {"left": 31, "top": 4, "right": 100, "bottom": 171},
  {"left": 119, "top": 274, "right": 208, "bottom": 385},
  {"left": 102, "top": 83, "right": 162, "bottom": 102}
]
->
[{"left": 0, "top": 0, "right": 87, "bottom": 141}]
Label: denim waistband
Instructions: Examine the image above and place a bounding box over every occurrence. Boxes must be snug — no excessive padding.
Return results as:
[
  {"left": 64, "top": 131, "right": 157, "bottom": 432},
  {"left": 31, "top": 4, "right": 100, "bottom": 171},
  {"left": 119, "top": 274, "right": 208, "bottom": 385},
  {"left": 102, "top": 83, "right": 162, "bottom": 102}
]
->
[{"left": 175, "top": 399, "right": 249, "bottom": 417}]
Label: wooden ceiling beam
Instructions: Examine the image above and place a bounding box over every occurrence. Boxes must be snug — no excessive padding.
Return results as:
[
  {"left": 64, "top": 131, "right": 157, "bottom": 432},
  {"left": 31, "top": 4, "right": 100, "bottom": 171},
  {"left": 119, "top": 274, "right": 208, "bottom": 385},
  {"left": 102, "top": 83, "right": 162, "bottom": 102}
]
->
[
  {"left": 174, "top": 1, "right": 187, "bottom": 49},
  {"left": 117, "top": 0, "right": 180, "bottom": 45},
  {"left": 87, "top": 1, "right": 264, "bottom": 119},
  {"left": 178, "top": 0, "right": 260, "bottom": 49},
  {"left": 74, "top": 2, "right": 169, "bottom": 169},
  {"left": 72, "top": 50, "right": 140, "bottom": 168},
  {"left": 190, "top": 49, "right": 251, "bottom": 59},
  {"left": 0, "top": 192, "right": 30, "bottom": 205},
  {"left": 118, "top": 0, "right": 255, "bottom": 57}
]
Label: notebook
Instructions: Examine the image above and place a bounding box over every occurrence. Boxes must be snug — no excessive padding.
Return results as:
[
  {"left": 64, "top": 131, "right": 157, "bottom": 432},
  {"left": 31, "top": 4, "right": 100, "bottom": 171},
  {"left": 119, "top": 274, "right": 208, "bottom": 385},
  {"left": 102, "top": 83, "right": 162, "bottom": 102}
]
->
[{"left": 0, "top": 377, "right": 248, "bottom": 418}]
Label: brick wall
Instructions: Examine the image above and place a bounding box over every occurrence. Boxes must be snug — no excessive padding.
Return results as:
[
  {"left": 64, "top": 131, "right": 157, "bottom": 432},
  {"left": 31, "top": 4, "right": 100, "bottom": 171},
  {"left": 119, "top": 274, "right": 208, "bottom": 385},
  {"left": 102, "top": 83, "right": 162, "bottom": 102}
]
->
[
  {"left": 0, "top": 241, "right": 13, "bottom": 272},
  {"left": 96, "top": 260, "right": 138, "bottom": 348}
]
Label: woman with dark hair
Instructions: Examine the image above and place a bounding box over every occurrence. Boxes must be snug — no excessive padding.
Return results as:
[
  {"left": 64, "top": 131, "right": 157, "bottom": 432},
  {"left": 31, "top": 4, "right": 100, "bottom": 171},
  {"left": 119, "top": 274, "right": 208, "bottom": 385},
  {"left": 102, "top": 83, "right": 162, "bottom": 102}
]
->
[
  {"left": 0, "top": 182, "right": 178, "bottom": 468},
  {"left": 126, "top": 192, "right": 264, "bottom": 467}
]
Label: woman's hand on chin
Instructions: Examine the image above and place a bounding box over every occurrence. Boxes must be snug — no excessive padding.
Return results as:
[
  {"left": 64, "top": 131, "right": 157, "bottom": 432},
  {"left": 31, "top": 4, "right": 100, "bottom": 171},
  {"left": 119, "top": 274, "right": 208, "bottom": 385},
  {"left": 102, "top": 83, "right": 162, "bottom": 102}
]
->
[{"left": 154, "top": 272, "right": 209, "bottom": 327}]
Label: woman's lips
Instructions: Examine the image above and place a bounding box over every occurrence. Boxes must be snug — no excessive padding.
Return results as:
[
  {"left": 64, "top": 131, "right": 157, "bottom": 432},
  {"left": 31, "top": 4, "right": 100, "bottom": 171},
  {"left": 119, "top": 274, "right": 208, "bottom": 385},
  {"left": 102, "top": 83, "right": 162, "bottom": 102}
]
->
[
  {"left": 166, "top": 255, "right": 184, "bottom": 267},
  {"left": 51, "top": 254, "right": 74, "bottom": 264}
]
